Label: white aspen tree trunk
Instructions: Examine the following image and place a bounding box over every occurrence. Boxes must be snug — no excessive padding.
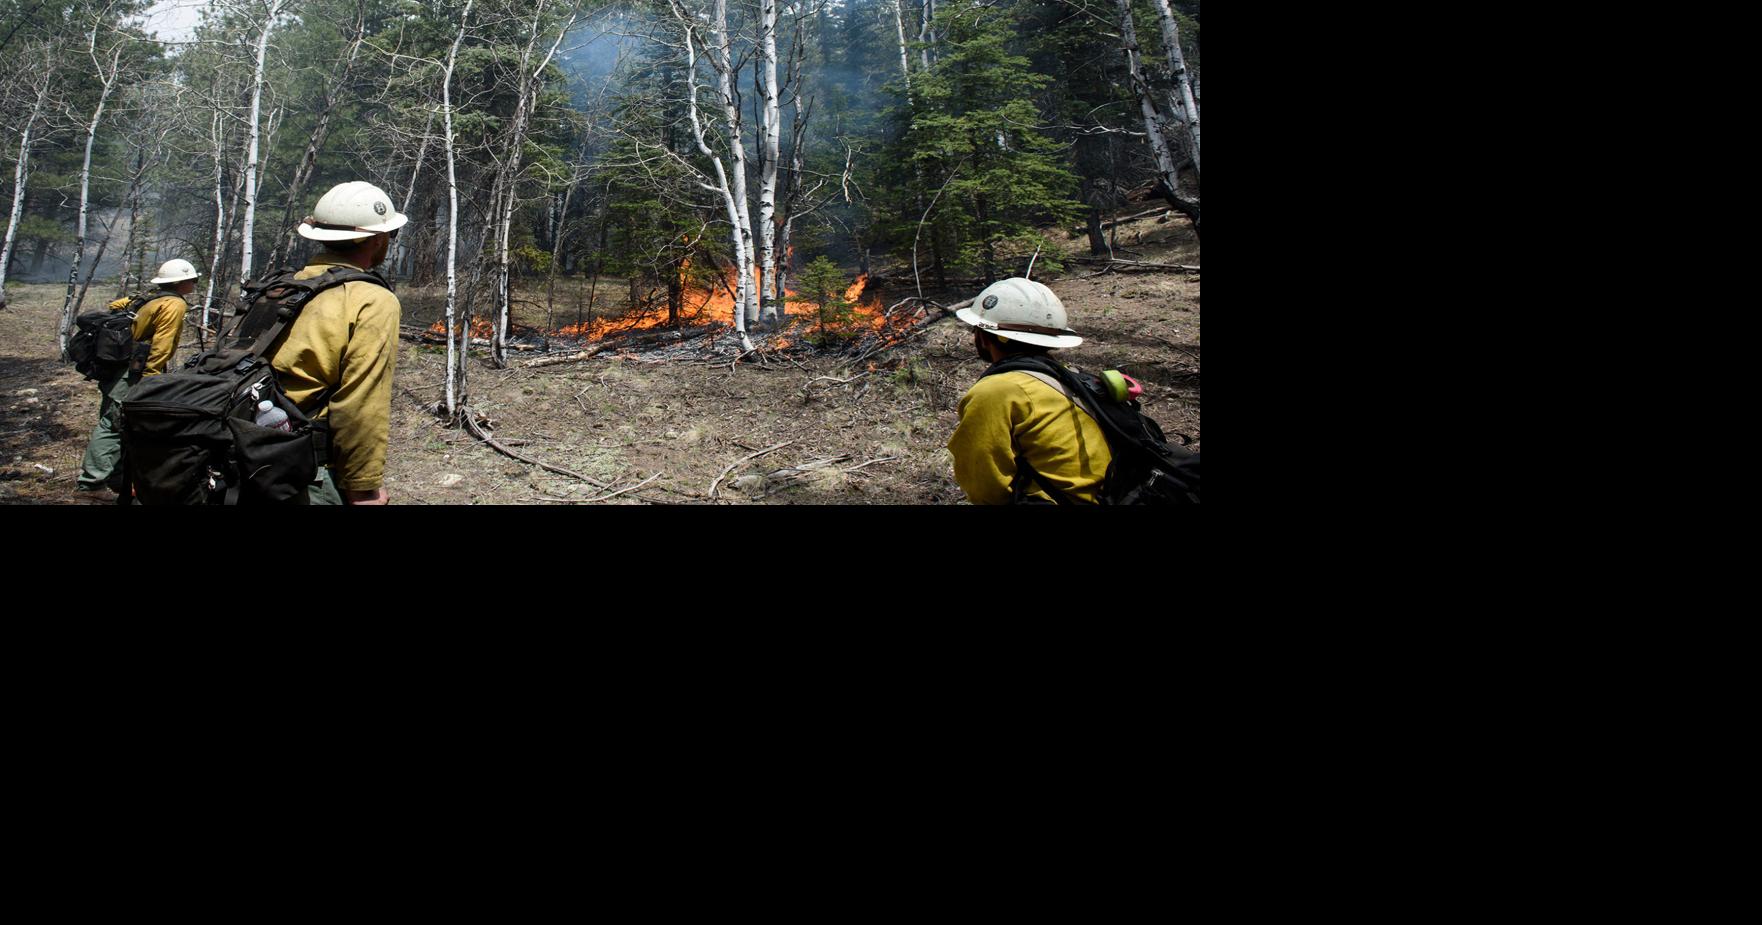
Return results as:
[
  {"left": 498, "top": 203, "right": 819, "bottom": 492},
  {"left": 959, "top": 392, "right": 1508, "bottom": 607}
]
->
[
  {"left": 1149, "top": 0, "right": 1198, "bottom": 179},
  {"left": 710, "top": 0, "right": 759, "bottom": 327},
  {"left": 893, "top": 0, "right": 912, "bottom": 94},
  {"left": 756, "top": 0, "right": 781, "bottom": 327},
  {"left": 202, "top": 112, "right": 228, "bottom": 347},
  {"left": 238, "top": 0, "right": 283, "bottom": 290},
  {"left": 442, "top": 0, "right": 473, "bottom": 421},
  {"left": 1117, "top": 0, "right": 1182, "bottom": 208},
  {"left": 669, "top": 0, "right": 753, "bottom": 350},
  {"left": 58, "top": 37, "right": 124, "bottom": 359},
  {"left": 919, "top": 0, "right": 935, "bottom": 70},
  {"left": 0, "top": 69, "right": 51, "bottom": 308}
]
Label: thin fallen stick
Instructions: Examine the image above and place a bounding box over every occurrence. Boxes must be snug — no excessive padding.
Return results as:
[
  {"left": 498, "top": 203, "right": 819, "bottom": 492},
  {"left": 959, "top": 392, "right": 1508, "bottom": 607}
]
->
[
  {"left": 584, "top": 472, "right": 663, "bottom": 503},
  {"left": 843, "top": 456, "right": 900, "bottom": 473},
  {"left": 805, "top": 372, "right": 869, "bottom": 387},
  {"left": 523, "top": 341, "right": 613, "bottom": 369},
  {"left": 709, "top": 441, "right": 791, "bottom": 500},
  {"left": 461, "top": 407, "right": 612, "bottom": 489}
]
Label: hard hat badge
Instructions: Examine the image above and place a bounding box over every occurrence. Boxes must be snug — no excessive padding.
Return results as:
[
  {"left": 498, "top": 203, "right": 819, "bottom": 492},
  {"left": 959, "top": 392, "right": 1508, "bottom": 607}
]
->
[
  {"left": 983, "top": 295, "right": 998, "bottom": 311},
  {"left": 374, "top": 202, "right": 388, "bottom": 216}
]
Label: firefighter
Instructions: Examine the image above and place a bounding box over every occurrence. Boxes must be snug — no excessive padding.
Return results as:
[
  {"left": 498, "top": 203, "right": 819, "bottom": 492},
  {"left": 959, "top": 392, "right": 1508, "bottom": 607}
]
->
[
  {"left": 76, "top": 259, "right": 198, "bottom": 498},
  {"left": 274, "top": 181, "right": 406, "bottom": 505},
  {"left": 946, "top": 278, "right": 1112, "bottom": 504}
]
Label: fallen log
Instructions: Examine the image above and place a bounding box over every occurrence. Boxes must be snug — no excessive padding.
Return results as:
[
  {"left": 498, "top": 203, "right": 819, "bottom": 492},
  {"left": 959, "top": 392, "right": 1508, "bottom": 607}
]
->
[
  {"left": 519, "top": 325, "right": 718, "bottom": 368},
  {"left": 1068, "top": 207, "right": 1171, "bottom": 235},
  {"left": 523, "top": 342, "right": 613, "bottom": 369},
  {"left": 1070, "top": 258, "right": 1200, "bottom": 272}
]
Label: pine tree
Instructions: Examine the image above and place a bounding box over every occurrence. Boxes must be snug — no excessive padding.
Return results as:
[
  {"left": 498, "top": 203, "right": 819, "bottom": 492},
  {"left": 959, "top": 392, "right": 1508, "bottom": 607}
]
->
[
  {"left": 794, "top": 254, "right": 854, "bottom": 346},
  {"left": 880, "top": 0, "right": 1082, "bottom": 287}
]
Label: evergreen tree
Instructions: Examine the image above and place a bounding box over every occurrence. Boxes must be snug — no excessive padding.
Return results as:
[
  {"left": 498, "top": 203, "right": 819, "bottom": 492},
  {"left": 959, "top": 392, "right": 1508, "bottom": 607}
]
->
[{"left": 879, "top": 0, "right": 1081, "bottom": 287}]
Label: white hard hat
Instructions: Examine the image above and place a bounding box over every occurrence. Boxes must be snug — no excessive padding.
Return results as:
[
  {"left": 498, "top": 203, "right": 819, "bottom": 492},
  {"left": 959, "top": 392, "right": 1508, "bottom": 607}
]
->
[
  {"left": 297, "top": 181, "right": 409, "bottom": 242},
  {"left": 151, "top": 259, "right": 200, "bottom": 285},
  {"left": 955, "top": 278, "right": 1082, "bottom": 349}
]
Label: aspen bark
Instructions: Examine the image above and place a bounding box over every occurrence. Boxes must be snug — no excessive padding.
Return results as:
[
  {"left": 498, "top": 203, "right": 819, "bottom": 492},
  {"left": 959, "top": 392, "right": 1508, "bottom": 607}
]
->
[
  {"left": 893, "top": 0, "right": 912, "bottom": 94},
  {"left": 668, "top": 0, "right": 753, "bottom": 349},
  {"left": 919, "top": 0, "right": 936, "bottom": 70},
  {"left": 756, "top": 0, "right": 781, "bottom": 326},
  {"left": 443, "top": 0, "right": 474, "bottom": 420},
  {"left": 1117, "top": 0, "right": 1196, "bottom": 235},
  {"left": 200, "top": 114, "right": 227, "bottom": 347},
  {"left": 58, "top": 36, "right": 124, "bottom": 359},
  {"left": 0, "top": 58, "right": 52, "bottom": 309},
  {"left": 238, "top": 1, "right": 283, "bottom": 288},
  {"left": 708, "top": 0, "right": 759, "bottom": 328},
  {"left": 1150, "top": 0, "right": 1199, "bottom": 179}
]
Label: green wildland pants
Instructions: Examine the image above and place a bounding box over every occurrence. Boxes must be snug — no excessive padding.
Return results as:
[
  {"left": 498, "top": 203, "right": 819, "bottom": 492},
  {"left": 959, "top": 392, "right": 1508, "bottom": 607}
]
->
[
  {"left": 78, "top": 372, "right": 138, "bottom": 491},
  {"left": 308, "top": 467, "right": 343, "bottom": 505}
]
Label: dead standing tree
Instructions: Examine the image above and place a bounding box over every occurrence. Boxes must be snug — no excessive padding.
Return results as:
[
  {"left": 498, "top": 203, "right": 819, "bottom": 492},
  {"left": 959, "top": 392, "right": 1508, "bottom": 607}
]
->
[
  {"left": 1115, "top": 0, "right": 1197, "bottom": 237},
  {"left": 1150, "top": 0, "right": 1197, "bottom": 179}
]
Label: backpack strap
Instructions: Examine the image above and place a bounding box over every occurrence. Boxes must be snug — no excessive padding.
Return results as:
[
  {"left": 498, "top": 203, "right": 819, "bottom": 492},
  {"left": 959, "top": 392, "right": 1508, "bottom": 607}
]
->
[
  {"left": 240, "top": 266, "right": 391, "bottom": 358},
  {"left": 982, "top": 357, "right": 1091, "bottom": 506},
  {"left": 983, "top": 355, "right": 1102, "bottom": 420},
  {"left": 1009, "top": 457, "right": 1074, "bottom": 505}
]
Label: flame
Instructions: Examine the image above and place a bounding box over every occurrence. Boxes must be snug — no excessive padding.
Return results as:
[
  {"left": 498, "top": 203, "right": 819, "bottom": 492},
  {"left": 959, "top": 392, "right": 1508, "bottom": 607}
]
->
[
  {"left": 427, "top": 317, "right": 495, "bottom": 339},
  {"left": 423, "top": 261, "right": 913, "bottom": 351}
]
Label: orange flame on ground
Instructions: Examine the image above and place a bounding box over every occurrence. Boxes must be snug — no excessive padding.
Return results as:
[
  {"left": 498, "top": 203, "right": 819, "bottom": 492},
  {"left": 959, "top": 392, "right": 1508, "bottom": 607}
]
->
[
  {"left": 427, "top": 317, "right": 495, "bottom": 339},
  {"left": 426, "top": 264, "right": 905, "bottom": 350}
]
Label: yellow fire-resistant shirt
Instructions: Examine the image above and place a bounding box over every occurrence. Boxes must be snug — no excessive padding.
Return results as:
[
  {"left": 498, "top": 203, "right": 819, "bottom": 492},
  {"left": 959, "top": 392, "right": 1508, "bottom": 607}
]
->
[
  {"left": 947, "top": 370, "right": 1113, "bottom": 505},
  {"left": 108, "top": 293, "right": 186, "bottom": 376},
  {"left": 264, "top": 257, "right": 400, "bottom": 492}
]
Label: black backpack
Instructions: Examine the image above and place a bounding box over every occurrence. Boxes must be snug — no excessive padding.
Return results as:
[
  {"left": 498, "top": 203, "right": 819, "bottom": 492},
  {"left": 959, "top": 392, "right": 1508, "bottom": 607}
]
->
[
  {"left": 119, "top": 266, "right": 391, "bottom": 505},
  {"left": 984, "top": 355, "right": 1201, "bottom": 505},
  {"left": 69, "top": 295, "right": 153, "bottom": 381}
]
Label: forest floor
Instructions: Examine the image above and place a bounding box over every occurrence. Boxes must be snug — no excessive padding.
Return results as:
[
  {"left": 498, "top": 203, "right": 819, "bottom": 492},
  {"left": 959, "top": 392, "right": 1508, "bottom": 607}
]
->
[{"left": 0, "top": 210, "right": 1198, "bottom": 505}]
